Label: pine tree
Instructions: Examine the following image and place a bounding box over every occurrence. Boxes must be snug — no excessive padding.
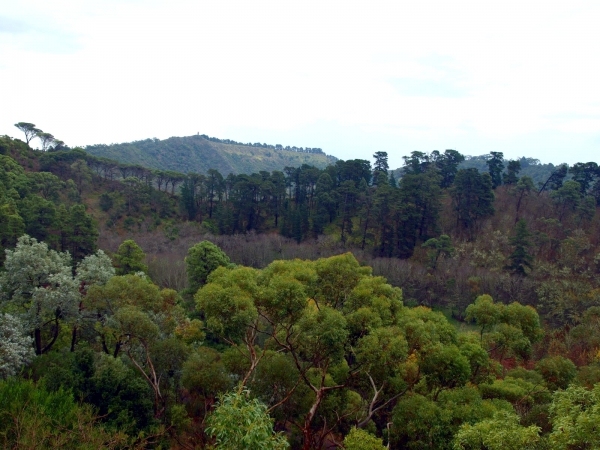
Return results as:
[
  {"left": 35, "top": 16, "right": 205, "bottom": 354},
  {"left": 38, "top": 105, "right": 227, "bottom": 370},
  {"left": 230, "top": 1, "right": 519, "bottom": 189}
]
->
[
  {"left": 505, "top": 219, "right": 533, "bottom": 276},
  {"left": 486, "top": 152, "right": 505, "bottom": 189},
  {"left": 114, "top": 239, "right": 147, "bottom": 275}
]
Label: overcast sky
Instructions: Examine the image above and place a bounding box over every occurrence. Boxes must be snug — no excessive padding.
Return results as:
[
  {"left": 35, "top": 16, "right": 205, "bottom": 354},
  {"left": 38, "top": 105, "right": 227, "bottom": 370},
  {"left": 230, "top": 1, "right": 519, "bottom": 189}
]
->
[{"left": 1, "top": 0, "right": 599, "bottom": 169}]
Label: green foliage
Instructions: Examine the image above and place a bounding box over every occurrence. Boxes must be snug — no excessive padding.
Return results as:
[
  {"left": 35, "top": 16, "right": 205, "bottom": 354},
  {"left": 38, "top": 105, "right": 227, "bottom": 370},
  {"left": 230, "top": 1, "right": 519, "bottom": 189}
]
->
[
  {"left": 550, "top": 180, "right": 582, "bottom": 221},
  {"left": 8, "top": 132, "right": 600, "bottom": 449},
  {"left": 206, "top": 389, "right": 289, "bottom": 450},
  {"left": 535, "top": 356, "right": 577, "bottom": 391},
  {"left": 196, "top": 267, "right": 259, "bottom": 340},
  {"left": 466, "top": 295, "right": 542, "bottom": 365},
  {"left": 0, "top": 235, "right": 79, "bottom": 354},
  {"left": 451, "top": 168, "right": 495, "bottom": 233},
  {"left": 466, "top": 295, "right": 502, "bottom": 338},
  {"left": 99, "top": 192, "right": 113, "bottom": 211},
  {"left": 0, "top": 313, "right": 34, "bottom": 379},
  {"left": 85, "top": 274, "right": 188, "bottom": 417},
  {"left": 62, "top": 203, "right": 98, "bottom": 261},
  {"left": 182, "top": 347, "right": 232, "bottom": 407},
  {"left": 195, "top": 253, "right": 408, "bottom": 448},
  {"left": 422, "top": 234, "right": 454, "bottom": 269},
  {"left": 486, "top": 152, "right": 505, "bottom": 189},
  {"left": 185, "top": 240, "right": 232, "bottom": 293},
  {"left": 87, "top": 353, "right": 156, "bottom": 431},
  {"left": 479, "top": 376, "right": 547, "bottom": 407},
  {"left": 503, "top": 160, "right": 521, "bottom": 185},
  {"left": 0, "top": 199, "right": 24, "bottom": 259},
  {"left": 505, "top": 219, "right": 533, "bottom": 276},
  {"left": 114, "top": 239, "right": 148, "bottom": 275},
  {"left": 392, "top": 387, "right": 509, "bottom": 450},
  {"left": 422, "top": 344, "right": 471, "bottom": 395},
  {"left": 30, "top": 349, "right": 155, "bottom": 432},
  {"left": 0, "top": 378, "right": 131, "bottom": 448},
  {"left": 549, "top": 384, "right": 600, "bottom": 449},
  {"left": 343, "top": 427, "right": 386, "bottom": 450},
  {"left": 453, "top": 410, "right": 540, "bottom": 450}
]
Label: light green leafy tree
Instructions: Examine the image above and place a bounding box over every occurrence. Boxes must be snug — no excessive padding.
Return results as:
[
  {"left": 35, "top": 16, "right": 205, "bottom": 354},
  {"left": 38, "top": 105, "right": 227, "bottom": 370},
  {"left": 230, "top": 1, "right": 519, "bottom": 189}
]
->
[
  {"left": 466, "top": 295, "right": 542, "bottom": 368},
  {"left": 85, "top": 274, "right": 193, "bottom": 418},
  {"left": 343, "top": 427, "right": 386, "bottom": 450},
  {"left": 549, "top": 384, "right": 600, "bottom": 449},
  {"left": 453, "top": 410, "right": 540, "bottom": 450},
  {"left": 206, "top": 389, "right": 289, "bottom": 450},
  {"left": 197, "top": 253, "right": 409, "bottom": 449},
  {"left": 0, "top": 378, "right": 131, "bottom": 448}
]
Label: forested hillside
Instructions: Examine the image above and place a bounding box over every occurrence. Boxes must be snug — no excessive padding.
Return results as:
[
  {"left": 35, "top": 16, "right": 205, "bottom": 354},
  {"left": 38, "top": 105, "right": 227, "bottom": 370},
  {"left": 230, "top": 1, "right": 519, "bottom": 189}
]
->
[
  {"left": 392, "top": 152, "right": 560, "bottom": 187},
  {"left": 85, "top": 134, "right": 337, "bottom": 175},
  {"left": 3, "top": 128, "right": 600, "bottom": 449}
]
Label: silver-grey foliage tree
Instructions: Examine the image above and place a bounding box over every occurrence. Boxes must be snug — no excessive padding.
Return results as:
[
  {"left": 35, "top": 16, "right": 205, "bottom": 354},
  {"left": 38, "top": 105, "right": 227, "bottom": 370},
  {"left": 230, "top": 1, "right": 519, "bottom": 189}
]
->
[
  {"left": 0, "top": 235, "right": 115, "bottom": 355},
  {"left": 0, "top": 313, "right": 35, "bottom": 379}
]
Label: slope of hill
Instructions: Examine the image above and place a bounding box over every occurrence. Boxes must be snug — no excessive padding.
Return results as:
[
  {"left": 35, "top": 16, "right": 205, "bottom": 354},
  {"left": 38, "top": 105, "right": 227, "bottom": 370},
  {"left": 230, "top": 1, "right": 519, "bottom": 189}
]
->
[{"left": 85, "top": 135, "right": 337, "bottom": 175}]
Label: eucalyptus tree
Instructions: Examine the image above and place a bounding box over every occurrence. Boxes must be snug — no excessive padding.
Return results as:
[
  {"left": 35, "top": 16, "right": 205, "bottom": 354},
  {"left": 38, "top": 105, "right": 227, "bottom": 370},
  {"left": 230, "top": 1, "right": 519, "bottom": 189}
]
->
[
  {"left": 206, "top": 389, "right": 289, "bottom": 450},
  {"left": 85, "top": 274, "right": 193, "bottom": 417},
  {"left": 195, "top": 253, "right": 493, "bottom": 449},
  {"left": 466, "top": 295, "right": 543, "bottom": 370}
]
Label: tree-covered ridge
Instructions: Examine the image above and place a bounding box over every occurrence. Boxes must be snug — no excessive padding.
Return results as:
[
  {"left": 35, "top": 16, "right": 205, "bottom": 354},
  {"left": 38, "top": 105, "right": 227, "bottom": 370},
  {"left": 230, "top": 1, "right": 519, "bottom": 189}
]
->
[{"left": 84, "top": 134, "right": 337, "bottom": 175}]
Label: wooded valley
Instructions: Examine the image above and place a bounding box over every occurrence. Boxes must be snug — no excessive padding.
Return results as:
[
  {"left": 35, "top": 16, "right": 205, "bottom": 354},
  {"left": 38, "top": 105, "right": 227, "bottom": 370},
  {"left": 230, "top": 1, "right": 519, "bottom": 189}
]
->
[{"left": 2, "top": 127, "right": 600, "bottom": 449}]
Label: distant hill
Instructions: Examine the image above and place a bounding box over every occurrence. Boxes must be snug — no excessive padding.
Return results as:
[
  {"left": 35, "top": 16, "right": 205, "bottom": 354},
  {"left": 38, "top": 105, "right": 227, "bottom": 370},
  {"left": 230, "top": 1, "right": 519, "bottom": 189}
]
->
[
  {"left": 85, "top": 135, "right": 337, "bottom": 175},
  {"left": 458, "top": 155, "right": 559, "bottom": 186},
  {"left": 391, "top": 154, "right": 559, "bottom": 187}
]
